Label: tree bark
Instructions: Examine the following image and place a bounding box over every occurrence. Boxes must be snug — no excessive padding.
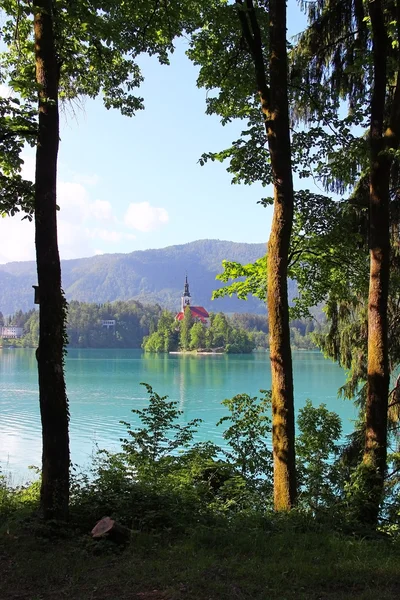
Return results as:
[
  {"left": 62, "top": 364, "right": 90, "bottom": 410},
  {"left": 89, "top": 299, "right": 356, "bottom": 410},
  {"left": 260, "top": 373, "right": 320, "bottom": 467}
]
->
[
  {"left": 266, "top": 0, "right": 296, "bottom": 511},
  {"left": 363, "top": 0, "right": 400, "bottom": 524},
  {"left": 237, "top": 0, "right": 296, "bottom": 510},
  {"left": 363, "top": 0, "right": 390, "bottom": 525},
  {"left": 34, "top": 0, "right": 70, "bottom": 521}
]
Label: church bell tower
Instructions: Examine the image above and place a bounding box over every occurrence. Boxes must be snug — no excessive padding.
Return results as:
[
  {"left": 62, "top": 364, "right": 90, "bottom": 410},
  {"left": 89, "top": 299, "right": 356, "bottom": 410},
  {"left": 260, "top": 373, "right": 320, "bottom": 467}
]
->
[{"left": 181, "top": 275, "right": 191, "bottom": 311}]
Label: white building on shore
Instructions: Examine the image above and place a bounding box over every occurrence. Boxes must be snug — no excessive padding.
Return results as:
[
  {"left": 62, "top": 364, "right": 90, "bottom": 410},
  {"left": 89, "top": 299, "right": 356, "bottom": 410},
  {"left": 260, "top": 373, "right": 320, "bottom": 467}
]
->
[{"left": 1, "top": 326, "right": 24, "bottom": 339}]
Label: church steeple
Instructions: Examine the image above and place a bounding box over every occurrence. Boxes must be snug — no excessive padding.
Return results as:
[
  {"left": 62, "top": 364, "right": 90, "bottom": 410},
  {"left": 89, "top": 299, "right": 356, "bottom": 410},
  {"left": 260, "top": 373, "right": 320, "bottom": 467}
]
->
[{"left": 181, "top": 275, "right": 191, "bottom": 311}]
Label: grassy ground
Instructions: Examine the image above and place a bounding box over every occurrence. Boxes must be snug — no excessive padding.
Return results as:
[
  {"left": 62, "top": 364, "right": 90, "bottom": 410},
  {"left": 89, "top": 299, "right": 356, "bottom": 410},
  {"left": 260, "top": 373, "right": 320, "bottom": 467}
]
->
[{"left": 1, "top": 516, "right": 400, "bottom": 600}]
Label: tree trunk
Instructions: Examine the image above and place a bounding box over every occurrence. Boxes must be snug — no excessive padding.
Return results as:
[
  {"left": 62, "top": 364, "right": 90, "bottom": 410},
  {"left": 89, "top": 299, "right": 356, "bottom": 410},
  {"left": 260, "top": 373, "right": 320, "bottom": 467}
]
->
[
  {"left": 266, "top": 0, "right": 296, "bottom": 511},
  {"left": 362, "top": 0, "right": 400, "bottom": 524},
  {"left": 34, "top": 0, "right": 70, "bottom": 521},
  {"left": 237, "top": 0, "right": 296, "bottom": 510},
  {"left": 363, "top": 0, "right": 390, "bottom": 525}
]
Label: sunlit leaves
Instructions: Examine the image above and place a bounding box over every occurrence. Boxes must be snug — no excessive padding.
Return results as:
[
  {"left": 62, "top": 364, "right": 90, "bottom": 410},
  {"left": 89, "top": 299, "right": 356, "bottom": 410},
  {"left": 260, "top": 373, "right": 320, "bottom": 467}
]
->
[
  {"left": 0, "top": 0, "right": 211, "bottom": 215},
  {"left": 0, "top": 0, "right": 210, "bottom": 114},
  {"left": 0, "top": 96, "right": 36, "bottom": 216}
]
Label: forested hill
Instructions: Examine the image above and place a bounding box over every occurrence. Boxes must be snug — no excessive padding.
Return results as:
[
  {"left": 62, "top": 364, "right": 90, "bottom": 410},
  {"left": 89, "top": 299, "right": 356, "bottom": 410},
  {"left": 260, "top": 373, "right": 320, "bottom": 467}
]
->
[{"left": 0, "top": 239, "right": 294, "bottom": 315}]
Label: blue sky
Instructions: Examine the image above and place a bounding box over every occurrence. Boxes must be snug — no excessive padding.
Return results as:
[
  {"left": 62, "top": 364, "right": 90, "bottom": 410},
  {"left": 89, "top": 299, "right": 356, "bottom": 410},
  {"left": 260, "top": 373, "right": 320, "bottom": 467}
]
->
[{"left": 0, "top": 1, "right": 308, "bottom": 263}]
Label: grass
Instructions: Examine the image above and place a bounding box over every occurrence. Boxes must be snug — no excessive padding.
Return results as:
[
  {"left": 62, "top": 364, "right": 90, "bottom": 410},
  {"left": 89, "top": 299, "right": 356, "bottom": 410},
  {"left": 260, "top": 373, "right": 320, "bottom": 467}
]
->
[{"left": 1, "top": 514, "right": 400, "bottom": 600}]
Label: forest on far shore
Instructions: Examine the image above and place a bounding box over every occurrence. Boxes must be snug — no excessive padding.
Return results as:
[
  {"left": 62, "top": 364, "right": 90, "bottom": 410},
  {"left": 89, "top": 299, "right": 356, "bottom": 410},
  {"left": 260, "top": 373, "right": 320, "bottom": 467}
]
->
[{"left": 0, "top": 300, "right": 320, "bottom": 351}]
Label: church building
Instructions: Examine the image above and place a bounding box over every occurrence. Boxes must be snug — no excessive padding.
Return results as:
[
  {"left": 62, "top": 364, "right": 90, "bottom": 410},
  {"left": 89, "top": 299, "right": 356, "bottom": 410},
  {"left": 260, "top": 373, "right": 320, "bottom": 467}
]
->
[{"left": 175, "top": 276, "right": 209, "bottom": 325}]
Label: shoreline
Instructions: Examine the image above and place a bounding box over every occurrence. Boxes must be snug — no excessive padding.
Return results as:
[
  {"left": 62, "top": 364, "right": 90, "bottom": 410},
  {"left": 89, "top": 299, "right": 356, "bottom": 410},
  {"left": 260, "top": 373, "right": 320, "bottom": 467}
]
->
[{"left": 169, "top": 350, "right": 225, "bottom": 355}]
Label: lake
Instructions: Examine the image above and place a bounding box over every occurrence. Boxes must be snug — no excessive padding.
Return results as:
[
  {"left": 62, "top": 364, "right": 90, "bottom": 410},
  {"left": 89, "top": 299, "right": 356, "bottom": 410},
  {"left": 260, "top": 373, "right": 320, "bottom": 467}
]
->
[{"left": 0, "top": 348, "right": 357, "bottom": 480}]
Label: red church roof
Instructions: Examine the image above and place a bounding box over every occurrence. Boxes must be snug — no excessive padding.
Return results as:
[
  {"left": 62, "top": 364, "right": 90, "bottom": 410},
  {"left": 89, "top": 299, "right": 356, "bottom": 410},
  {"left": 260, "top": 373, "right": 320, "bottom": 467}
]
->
[{"left": 176, "top": 306, "right": 209, "bottom": 324}]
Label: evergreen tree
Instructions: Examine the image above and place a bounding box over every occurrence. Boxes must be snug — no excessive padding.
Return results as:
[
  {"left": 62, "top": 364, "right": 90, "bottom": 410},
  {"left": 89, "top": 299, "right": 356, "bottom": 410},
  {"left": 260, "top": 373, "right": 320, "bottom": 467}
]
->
[{"left": 295, "top": 0, "right": 400, "bottom": 525}]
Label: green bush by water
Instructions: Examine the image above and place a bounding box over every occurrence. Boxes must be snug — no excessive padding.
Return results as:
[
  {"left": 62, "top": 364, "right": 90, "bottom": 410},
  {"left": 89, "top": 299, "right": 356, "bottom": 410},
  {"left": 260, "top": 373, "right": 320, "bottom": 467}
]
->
[{"left": 2, "top": 383, "right": 400, "bottom": 536}]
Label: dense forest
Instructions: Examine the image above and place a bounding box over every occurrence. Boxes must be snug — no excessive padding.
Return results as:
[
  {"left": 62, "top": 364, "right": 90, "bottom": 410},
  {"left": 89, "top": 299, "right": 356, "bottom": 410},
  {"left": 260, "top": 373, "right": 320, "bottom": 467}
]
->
[
  {"left": 2, "top": 1, "right": 400, "bottom": 597},
  {"left": 0, "top": 301, "right": 160, "bottom": 348},
  {"left": 0, "top": 303, "right": 317, "bottom": 350}
]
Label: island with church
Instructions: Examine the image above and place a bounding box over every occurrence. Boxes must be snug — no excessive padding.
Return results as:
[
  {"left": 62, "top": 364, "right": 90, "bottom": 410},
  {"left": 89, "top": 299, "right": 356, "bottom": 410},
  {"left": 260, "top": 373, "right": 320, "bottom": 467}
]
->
[
  {"left": 1, "top": 275, "right": 270, "bottom": 351},
  {"left": 142, "top": 275, "right": 255, "bottom": 354}
]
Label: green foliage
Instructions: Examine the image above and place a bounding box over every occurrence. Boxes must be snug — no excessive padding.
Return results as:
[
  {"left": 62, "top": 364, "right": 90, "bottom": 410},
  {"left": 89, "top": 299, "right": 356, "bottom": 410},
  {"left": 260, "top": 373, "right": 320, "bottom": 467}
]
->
[
  {"left": 5, "top": 380, "right": 400, "bottom": 532},
  {"left": 180, "top": 306, "right": 194, "bottom": 350},
  {"left": 344, "top": 461, "right": 386, "bottom": 526},
  {"left": 296, "top": 400, "right": 342, "bottom": 511},
  {"left": 68, "top": 300, "right": 162, "bottom": 349},
  {"left": 1, "top": 300, "right": 162, "bottom": 348},
  {"left": 142, "top": 309, "right": 179, "bottom": 352},
  {"left": 144, "top": 307, "right": 255, "bottom": 354},
  {"left": 68, "top": 380, "right": 400, "bottom": 530},
  {"left": 212, "top": 193, "right": 369, "bottom": 321},
  {"left": 0, "top": 0, "right": 205, "bottom": 114},
  {"left": 142, "top": 331, "right": 164, "bottom": 353},
  {"left": 71, "top": 383, "right": 277, "bottom": 529},
  {"left": 190, "top": 321, "right": 206, "bottom": 349},
  {"left": 217, "top": 391, "right": 273, "bottom": 507},
  {"left": 0, "top": 96, "right": 36, "bottom": 217},
  {"left": 212, "top": 257, "right": 267, "bottom": 302},
  {"left": 120, "top": 383, "right": 203, "bottom": 470},
  {"left": 0, "top": 468, "right": 40, "bottom": 519}
]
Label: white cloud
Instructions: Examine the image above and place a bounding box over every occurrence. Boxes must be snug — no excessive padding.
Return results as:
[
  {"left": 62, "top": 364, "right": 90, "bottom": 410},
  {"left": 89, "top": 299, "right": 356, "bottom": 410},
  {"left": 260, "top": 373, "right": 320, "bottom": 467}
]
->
[
  {"left": 86, "top": 228, "right": 121, "bottom": 242},
  {"left": 0, "top": 177, "right": 135, "bottom": 263},
  {"left": 89, "top": 200, "right": 113, "bottom": 221},
  {"left": 57, "top": 181, "right": 91, "bottom": 221},
  {"left": 85, "top": 228, "right": 136, "bottom": 243},
  {"left": 73, "top": 173, "right": 99, "bottom": 187},
  {"left": 0, "top": 154, "right": 146, "bottom": 263},
  {"left": 124, "top": 201, "right": 169, "bottom": 232},
  {"left": 0, "top": 214, "right": 35, "bottom": 263}
]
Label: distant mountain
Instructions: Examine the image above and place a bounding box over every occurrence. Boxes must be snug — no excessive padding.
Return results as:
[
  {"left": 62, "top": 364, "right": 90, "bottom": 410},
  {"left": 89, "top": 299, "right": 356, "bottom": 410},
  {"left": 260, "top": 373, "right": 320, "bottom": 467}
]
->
[{"left": 0, "top": 239, "right": 296, "bottom": 315}]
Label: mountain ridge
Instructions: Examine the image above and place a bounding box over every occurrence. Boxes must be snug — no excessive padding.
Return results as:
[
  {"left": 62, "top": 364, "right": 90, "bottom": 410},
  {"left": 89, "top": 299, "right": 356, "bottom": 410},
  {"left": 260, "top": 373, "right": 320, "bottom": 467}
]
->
[{"left": 0, "top": 239, "right": 286, "bottom": 315}]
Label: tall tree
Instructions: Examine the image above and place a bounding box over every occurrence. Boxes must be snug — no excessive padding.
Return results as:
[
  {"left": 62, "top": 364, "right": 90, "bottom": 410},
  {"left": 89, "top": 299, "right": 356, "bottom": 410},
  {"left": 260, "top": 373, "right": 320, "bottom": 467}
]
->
[
  {"left": 34, "top": 0, "right": 69, "bottom": 520},
  {"left": 190, "top": 0, "right": 297, "bottom": 509},
  {"left": 1, "top": 0, "right": 208, "bottom": 519},
  {"left": 293, "top": 0, "right": 400, "bottom": 522},
  {"left": 260, "top": 0, "right": 296, "bottom": 510},
  {"left": 364, "top": 0, "right": 395, "bottom": 523},
  {"left": 180, "top": 306, "right": 194, "bottom": 350}
]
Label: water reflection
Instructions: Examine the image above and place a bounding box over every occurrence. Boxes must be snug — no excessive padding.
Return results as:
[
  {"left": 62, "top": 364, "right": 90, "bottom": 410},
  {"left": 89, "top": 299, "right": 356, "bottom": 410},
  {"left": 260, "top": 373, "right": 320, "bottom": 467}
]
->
[{"left": 0, "top": 348, "right": 356, "bottom": 478}]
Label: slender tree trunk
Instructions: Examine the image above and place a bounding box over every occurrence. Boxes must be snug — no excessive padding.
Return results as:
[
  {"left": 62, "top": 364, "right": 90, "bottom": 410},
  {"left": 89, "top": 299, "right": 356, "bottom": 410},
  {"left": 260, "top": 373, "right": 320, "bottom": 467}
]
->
[
  {"left": 362, "top": 0, "right": 400, "bottom": 524},
  {"left": 363, "top": 0, "right": 390, "bottom": 524},
  {"left": 34, "top": 0, "right": 70, "bottom": 521},
  {"left": 237, "top": 0, "right": 296, "bottom": 510},
  {"left": 266, "top": 0, "right": 296, "bottom": 511}
]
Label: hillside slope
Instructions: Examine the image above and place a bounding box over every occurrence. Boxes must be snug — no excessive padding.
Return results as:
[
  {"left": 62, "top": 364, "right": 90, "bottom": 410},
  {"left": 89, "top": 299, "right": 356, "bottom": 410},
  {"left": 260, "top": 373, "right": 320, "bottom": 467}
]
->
[{"left": 0, "top": 239, "right": 295, "bottom": 315}]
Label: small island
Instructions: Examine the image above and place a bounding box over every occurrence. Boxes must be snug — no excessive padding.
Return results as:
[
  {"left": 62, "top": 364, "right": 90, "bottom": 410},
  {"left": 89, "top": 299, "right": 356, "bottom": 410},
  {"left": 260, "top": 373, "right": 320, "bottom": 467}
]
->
[{"left": 142, "top": 275, "right": 255, "bottom": 354}]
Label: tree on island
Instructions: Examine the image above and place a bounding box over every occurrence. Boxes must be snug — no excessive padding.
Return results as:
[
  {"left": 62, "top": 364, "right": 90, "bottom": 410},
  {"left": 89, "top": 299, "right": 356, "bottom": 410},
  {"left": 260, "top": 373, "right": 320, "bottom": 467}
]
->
[
  {"left": 143, "top": 309, "right": 255, "bottom": 354},
  {"left": 190, "top": 322, "right": 207, "bottom": 350},
  {"left": 180, "top": 306, "right": 194, "bottom": 351}
]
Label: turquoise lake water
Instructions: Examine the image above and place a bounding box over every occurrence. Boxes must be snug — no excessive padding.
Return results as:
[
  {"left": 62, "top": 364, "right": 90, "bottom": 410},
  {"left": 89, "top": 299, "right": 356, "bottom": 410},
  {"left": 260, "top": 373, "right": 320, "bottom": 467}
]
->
[{"left": 0, "top": 348, "right": 357, "bottom": 479}]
